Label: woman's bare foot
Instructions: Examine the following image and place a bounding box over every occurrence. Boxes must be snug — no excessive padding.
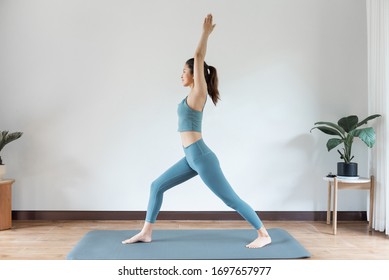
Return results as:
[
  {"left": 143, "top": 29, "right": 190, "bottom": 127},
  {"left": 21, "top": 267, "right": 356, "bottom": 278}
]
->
[
  {"left": 122, "top": 232, "right": 152, "bottom": 244},
  {"left": 246, "top": 227, "right": 272, "bottom": 249},
  {"left": 246, "top": 235, "right": 272, "bottom": 248},
  {"left": 122, "top": 222, "right": 153, "bottom": 244}
]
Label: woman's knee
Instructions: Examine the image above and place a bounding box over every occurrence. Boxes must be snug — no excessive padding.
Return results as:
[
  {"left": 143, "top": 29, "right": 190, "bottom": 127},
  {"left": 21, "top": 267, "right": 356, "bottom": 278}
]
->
[{"left": 150, "top": 180, "right": 164, "bottom": 197}]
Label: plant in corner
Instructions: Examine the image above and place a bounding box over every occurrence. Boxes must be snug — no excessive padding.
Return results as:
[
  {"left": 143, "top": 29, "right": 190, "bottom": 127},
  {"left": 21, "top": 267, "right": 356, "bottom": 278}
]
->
[
  {"left": 310, "top": 114, "right": 381, "bottom": 177},
  {"left": 0, "top": 131, "right": 23, "bottom": 180}
]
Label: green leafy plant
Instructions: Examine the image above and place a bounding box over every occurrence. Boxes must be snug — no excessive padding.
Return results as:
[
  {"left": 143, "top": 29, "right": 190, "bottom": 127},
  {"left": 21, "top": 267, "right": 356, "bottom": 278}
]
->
[
  {"left": 310, "top": 114, "right": 381, "bottom": 163},
  {"left": 0, "top": 131, "right": 23, "bottom": 165}
]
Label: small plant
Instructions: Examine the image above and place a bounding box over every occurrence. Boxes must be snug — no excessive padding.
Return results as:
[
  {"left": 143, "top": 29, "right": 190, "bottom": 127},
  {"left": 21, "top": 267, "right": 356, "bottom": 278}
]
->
[
  {"left": 310, "top": 114, "right": 381, "bottom": 163},
  {"left": 0, "top": 131, "right": 23, "bottom": 165}
]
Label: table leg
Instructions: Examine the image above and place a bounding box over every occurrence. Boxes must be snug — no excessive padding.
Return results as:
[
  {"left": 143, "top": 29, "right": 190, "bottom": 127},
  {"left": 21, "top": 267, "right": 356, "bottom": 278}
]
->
[
  {"left": 0, "top": 183, "right": 13, "bottom": 230},
  {"left": 332, "top": 178, "right": 338, "bottom": 235},
  {"left": 327, "top": 181, "right": 332, "bottom": 225},
  {"left": 369, "top": 175, "right": 375, "bottom": 232}
]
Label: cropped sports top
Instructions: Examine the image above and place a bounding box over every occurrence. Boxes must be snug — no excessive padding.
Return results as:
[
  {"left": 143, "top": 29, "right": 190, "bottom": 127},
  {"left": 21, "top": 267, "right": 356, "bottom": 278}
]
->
[{"left": 177, "top": 97, "right": 204, "bottom": 132}]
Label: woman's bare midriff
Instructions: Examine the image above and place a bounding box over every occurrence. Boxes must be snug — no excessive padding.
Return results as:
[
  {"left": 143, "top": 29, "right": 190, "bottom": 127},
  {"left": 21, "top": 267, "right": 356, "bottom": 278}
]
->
[{"left": 180, "top": 131, "right": 202, "bottom": 148}]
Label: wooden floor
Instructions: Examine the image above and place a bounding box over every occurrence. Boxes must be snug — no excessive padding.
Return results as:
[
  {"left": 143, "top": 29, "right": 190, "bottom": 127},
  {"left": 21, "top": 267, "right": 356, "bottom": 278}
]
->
[{"left": 0, "top": 220, "right": 388, "bottom": 260}]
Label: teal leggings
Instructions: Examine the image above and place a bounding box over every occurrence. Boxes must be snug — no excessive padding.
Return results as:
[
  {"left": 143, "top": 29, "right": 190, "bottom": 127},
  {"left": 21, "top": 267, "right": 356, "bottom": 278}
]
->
[{"left": 145, "top": 139, "right": 263, "bottom": 230}]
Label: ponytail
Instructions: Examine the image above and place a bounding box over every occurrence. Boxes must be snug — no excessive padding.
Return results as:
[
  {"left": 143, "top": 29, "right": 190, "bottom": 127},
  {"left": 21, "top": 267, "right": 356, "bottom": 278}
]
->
[
  {"left": 206, "top": 65, "right": 220, "bottom": 105},
  {"left": 185, "top": 58, "right": 221, "bottom": 105}
]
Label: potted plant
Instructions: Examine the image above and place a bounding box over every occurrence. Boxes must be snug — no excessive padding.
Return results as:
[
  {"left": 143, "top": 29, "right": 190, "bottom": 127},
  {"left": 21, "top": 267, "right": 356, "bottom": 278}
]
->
[
  {"left": 0, "top": 131, "right": 23, "bottom": 180},
  {"left": 310, "top": 114, "right": 381, "bottom": 177}
]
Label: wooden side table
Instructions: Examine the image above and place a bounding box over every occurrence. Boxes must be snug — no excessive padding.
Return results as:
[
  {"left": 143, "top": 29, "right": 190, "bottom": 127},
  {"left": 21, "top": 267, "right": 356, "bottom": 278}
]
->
[
  {"left": 0, "top": 179, "right": 15, "bottom": 230},
  {"left": 323, "top": 176, "right": 374, "bottom": 235}
]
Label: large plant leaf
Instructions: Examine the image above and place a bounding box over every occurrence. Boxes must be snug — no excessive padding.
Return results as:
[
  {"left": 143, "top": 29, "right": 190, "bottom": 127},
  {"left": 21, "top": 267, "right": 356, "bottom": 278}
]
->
[
  {"left": 353, "top": 127, "right": 376, "bottom": 147},
  {"left": 338, "top": 115, "right": 358, "bottom": 132},
  {"left": 0, "top": 131, "right": 23, "bottom": 152},
  {"left": 0, "top": 131, "right": 4, "bottom": 146},
  {"left": 0, "top": 131, "right": 8, "bottom": 151},
  {"left": 326, "top": 138, "right": 344, "bottom": 151},
  {"left": 312, "top": 121, "right": 346, "bottom": 135},
  {"left": 356, "top": 114, "right": 381, "bottom": 128},
  {"left": 310, "top": 125, "right": 344, "bottom": 137},
  {"left": 311, "top": 126, "right": 341, "bottom": 136}
]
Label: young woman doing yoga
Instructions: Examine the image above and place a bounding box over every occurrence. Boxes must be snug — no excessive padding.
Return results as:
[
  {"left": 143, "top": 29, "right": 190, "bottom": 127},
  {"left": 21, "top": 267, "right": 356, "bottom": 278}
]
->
[{"left": 122, "top": 14, "right": 271, "bottom": 248}]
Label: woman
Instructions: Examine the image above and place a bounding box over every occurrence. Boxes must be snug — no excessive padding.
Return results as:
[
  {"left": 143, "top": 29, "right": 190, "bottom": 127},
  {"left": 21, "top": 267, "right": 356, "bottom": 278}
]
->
[{"left": 122, "top": 14, "right": 271, "bottom": 248}]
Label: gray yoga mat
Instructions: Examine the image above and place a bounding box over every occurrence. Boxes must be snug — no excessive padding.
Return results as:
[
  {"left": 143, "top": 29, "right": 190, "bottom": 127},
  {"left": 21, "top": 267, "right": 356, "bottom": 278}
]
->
[{"left": 67, "top": 228, "right": 310, "bottom": 260}]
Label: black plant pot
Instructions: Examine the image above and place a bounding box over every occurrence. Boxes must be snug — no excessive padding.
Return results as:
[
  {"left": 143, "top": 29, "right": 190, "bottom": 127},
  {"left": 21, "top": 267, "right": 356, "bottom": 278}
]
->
[{"left": 337, "top": 162, "right": 358, "bottom": 177}]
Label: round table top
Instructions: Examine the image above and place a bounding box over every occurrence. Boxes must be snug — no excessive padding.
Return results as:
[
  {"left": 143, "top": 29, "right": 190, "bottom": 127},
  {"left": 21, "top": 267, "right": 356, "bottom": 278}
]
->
[
  {"left": 0, "top": 179, "right": 15, "bottom": 185},
  {"left": 323, "top": 176, "right": 371, "bottom": 183}
]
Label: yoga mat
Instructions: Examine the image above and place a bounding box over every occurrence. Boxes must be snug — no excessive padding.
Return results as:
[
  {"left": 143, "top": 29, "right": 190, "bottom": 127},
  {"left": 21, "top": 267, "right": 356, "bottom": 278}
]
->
[{"left": 67, "top": 228, "right": 310, "bottom": 260}]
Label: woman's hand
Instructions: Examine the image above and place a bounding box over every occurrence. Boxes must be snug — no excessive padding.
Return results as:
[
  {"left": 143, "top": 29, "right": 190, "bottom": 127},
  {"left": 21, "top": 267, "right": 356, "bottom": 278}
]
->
[{"left": 203, "top": 14, "right": 216, "bottom": 36}]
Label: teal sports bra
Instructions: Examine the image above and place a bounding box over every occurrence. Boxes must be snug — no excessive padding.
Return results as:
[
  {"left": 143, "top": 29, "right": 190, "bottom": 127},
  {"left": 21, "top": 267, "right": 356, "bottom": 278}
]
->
[{"left": 177, "top": 97, "right": 204, "bottom": 132}]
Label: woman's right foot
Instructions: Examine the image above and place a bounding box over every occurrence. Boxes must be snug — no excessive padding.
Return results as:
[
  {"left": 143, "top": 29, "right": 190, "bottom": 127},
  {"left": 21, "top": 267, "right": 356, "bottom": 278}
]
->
[
  {"left": 122, "top": 232, "right": 152, "bottom": 244},
  {"left": 245, "top": 226, "right": 272, "bottom": 248}
]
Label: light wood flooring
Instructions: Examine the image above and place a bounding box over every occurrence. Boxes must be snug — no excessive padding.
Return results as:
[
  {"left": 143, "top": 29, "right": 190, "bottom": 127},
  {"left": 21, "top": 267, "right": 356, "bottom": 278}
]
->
[{"left": 0, "top": 220, "right": 388, "bottom": 260}]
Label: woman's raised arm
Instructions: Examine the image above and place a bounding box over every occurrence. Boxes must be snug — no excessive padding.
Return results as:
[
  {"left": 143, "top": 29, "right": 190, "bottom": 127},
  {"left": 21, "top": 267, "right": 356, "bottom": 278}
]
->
[{"left": 190, "top": 14, "right": 216, "bottom": 103}]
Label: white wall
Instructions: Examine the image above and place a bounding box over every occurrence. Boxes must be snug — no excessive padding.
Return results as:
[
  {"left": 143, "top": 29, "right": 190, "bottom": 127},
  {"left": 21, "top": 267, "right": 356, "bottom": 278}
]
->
[{"left": 0, "top": 0, "right": 370, "bottom": 212}]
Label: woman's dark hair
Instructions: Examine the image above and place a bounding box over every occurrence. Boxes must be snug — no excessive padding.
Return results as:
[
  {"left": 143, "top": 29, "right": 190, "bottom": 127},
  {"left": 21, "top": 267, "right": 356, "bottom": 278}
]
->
[{"left": 185, "top": 58, "right": 220, "bottom": 105}]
